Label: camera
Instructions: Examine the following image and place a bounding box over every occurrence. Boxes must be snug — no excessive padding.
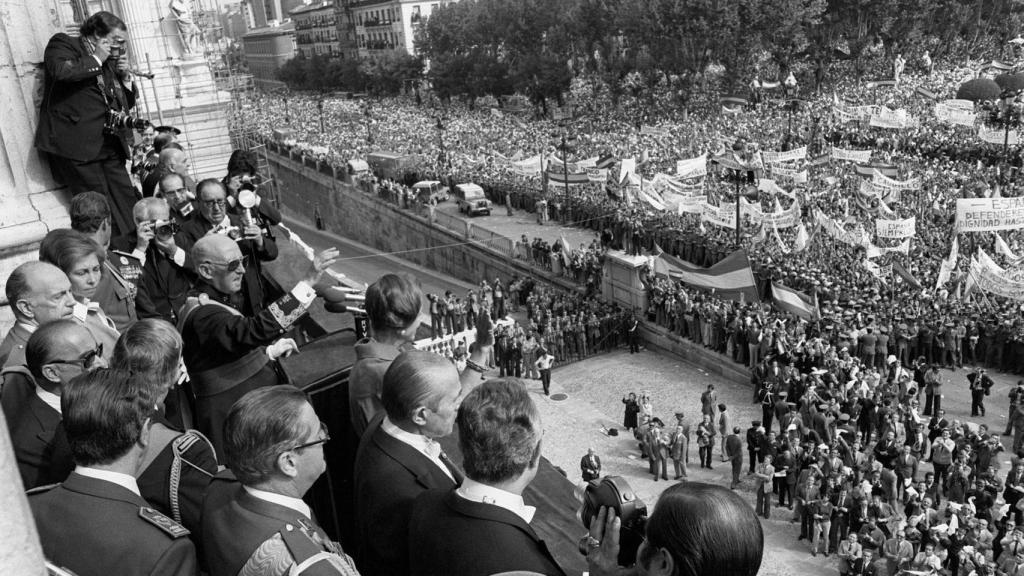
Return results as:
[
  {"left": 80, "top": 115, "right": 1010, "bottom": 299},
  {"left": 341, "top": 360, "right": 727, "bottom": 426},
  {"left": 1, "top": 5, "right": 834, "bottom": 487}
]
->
[
  {"left": 579, "top": 476, "right": 647, "bottom": 566},
  {"left": 224, "top": 225, "right": 243, "bottom": 241},
  {"left": 149, "top": 219, "right": 180, "bottom": 238},
  {"left": 105, "top": 110, "right": 151, "bottom": 134}
]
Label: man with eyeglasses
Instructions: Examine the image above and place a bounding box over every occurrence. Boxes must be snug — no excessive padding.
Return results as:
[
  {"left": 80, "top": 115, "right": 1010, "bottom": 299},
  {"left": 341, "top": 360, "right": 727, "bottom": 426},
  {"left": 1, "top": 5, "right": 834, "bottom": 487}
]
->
[
  {"left": 180, "top": 178, "right": 279, "bottom": 316},
  {"left": 0, "top": 261, "right": 77, "bottom": 369},
  {"left": 2, "top": 319, "right": 106, "bottom": 489},
  {"left": 203, "top": 385, "right": 361, "bottom": 576},
  {"left": 111, "top": 197, "right": 195, "bottom": 325},
  {"left": 159, "top": 172, "right": 197, "bottom": 224},
  {"left": 28, "top": 368, "right": 196, "bottom": 576},
  {"left": 179, "top": 234, "right": 339, "bottom": 456}
]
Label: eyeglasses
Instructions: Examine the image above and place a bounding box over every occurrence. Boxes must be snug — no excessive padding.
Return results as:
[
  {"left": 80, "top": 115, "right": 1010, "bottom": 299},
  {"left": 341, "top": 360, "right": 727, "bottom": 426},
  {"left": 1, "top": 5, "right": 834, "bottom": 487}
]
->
[
  {"left": 201, "top": 198, "right": 227, "bottom": 208},
  {"left": 163, "top": 187, "right": 188, "bottom": 195},
  {"left": 207, "top": 255, "right": 248, "bottom": 273},
  {"left": 48, "top": 342, "right": 103, "bottom": 368},
  {"left": 291, "top": 421, "right": 330, "bottom": 451}
]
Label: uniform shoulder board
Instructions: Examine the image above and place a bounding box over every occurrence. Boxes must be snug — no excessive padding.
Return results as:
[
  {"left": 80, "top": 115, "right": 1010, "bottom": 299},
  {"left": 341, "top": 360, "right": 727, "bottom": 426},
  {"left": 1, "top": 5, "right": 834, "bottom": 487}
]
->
[
  {"left": 26, "top": 483, "right": 60, "bottom": 495},
  {"left": 109, "top": 250, "right": 140, "bottom": 262},
  {"left": 139, "top": 506, "right": 190, "bottom": 538}
]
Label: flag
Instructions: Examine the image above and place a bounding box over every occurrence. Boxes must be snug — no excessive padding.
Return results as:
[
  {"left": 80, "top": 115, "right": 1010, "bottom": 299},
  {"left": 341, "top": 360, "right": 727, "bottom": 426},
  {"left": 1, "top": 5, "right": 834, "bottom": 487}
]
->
[
  {"left": 793, "top": 222, "right": 809, "bottom": 252},
  {"left": 547, "top": 170, "right": 590, "bottom": 185},
  {"left": 655, "top": 250, "right": 760, "bottom": 302},
  {"left": 595, "top": 154, "right": 617, "bottom": 169},
  {"left": 559, "top": 233, "right": 573, "bottom": 266},
  {"left": 771, "top": 282, "right": 817, "bottom": 321},
  {"left": 892, "top": 260, "right": 922, "bottom": 290}
]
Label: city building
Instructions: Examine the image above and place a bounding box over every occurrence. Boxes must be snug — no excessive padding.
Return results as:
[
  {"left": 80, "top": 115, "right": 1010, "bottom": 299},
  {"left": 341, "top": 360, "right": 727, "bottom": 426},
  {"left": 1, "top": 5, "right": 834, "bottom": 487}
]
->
[
  {"left": 291, "top": 0, "right": 338, "bottom": 57},
  {"left": 242, "top": 0, "right": 308, "bottom": 29},
  {"left": 345, "top": 0, "right": 455, "bottom": 57},
  {"left": 241, "top": 22, "right": 297, "bottom": 89}
]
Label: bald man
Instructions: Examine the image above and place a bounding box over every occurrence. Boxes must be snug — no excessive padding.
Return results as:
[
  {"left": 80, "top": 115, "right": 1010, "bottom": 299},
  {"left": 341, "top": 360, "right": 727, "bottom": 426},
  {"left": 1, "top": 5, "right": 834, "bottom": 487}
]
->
[
  {"left": 0, "top": 262, "right": 76, "bottom": 369},
  {"left": 2, "top": 319, "right": 106, "bottom": 488},
  {"left": 142, "top": 146, "right": 193, "bottom": 198},
  {"left": 178, "top": 234, "right": 339, "bottom": 455},
  {"left": 353, "top": 349, "right": 464, "bottom": 576}
]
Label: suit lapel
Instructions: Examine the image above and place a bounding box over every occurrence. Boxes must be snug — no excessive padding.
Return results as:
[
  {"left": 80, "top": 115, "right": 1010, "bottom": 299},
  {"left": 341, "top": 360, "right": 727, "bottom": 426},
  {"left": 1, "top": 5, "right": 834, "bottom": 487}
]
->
[{"left": 370, "top": 420, "right": 457, "bottom": 490}]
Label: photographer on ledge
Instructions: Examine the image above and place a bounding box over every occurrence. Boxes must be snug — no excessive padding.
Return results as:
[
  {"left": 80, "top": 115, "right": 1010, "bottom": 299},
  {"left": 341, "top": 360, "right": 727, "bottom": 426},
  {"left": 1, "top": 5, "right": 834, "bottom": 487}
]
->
[{"left": 36, "top": 11, "right": 145, "bottom": 237}]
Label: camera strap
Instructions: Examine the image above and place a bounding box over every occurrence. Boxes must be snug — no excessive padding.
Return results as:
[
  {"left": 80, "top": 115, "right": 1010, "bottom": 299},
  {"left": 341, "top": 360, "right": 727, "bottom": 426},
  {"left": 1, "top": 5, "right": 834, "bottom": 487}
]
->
[{"left": 94, "top": 62, "right": 126, "bottom": 112}]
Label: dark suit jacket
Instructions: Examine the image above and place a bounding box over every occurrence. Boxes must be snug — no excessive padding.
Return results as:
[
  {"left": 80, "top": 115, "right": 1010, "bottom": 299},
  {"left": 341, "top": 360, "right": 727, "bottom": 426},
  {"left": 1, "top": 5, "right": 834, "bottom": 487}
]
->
[
  {"left": 0, "top": 322, "right": 32, "bottom": 369},
  {"left": 408, "top": 489, "right": 566, "bottom": 576},
  {"left": 111, "top": 234, "right": 196, "bottom": 324},
  {"left": 29, "top": 472, "right": 196, "bottom": 576},
  {"left": 353, "top": 415, "right": 459, "bottom": 576},
  {"left": 202, "top": 474, "right": 355, "bottom": 576},
  {"left": 0, "top": 371, "right": 73, "bottom": 489},
  {"left": 35, "top": 33, "right": 137, "bottom": 161}
]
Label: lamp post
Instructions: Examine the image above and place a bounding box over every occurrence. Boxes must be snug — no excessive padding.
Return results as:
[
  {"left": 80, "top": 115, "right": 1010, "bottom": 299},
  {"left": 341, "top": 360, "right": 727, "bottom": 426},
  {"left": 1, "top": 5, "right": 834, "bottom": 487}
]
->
[
  {"left": 729, "top": 140, "right": 754, "bottom": 248},
  {"left": 317, "top": 97, "right": 325, "bottom": 133},
  {"left": 284, "top": 95, "right": 290, "bottom": 124},
  {"left": 435, "top": 115, "right": 449, "bottom": 186},
  {"left": 364, "top": 102, "right": 373, "bottom": 144}
]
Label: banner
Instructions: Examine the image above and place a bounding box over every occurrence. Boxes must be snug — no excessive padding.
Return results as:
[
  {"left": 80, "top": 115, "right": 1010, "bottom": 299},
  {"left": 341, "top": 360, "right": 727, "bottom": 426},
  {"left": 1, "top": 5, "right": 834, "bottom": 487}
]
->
[
  {"left": 971, "top": 257, "right": 1024, "bottom": 300},
  {"left": 619, "top": 158, "right": 636, "bottom": 184},
  {"left": 864, "top": 260, "right": 890, "bottom": 279},
  {"left": 866, "top": 238, "right": 911, "bottom": 258},
  {"left": 701, "top": 201, "right": 736, "bottom": 229},
  {"left": 872, "top": 170, "right": 921, "bottom": 191},
  {"left": 870, "top": 108, "right": 917, "bottom": 129},
  {"left": 770, "top": 164, "right": 808, "bottom": 184},
  {"left": 830, "top": 147, "right": 872, "bottom": 163},
  {"left": 978, "top": 124, "right": 1020, "bottom": 145},
  {"left": 815, "top": 208, "right": 871, "bottom": 247},
  {"left": 936, "top": 236, "right": 959, "bottom": 289},
  {"left": 915, "top": 87, "right": 938, "bottom": 100},
  {"left": 955, "top": 197, "right": 1024, "bottom": 232},
  {"left": 586, "top": 168, "right": 608, "bottom": 183},
  {"left": 943, "top": 99, "right": 975, "bottom": 111},
  {"left": 641, "top": 125, "right": 670, "bottom": 137},
  {"left": 761, "top": 201, "right": 801, "bottom": 229},
  {"left": 859, "top": 180, "right": 901, "bottom": 204},
  {"left": 676, "top": 154, "right": 708, "bottom": 179},
  {"left": 876, "top": 217, "right": 916, "bottom": 239},
  {"left": 654, "top": 250, "right": 760, "bottom": 302},
  {"left": 490, "top": 107, "right": 504, "bottom": 118},
  {"left": 547, "top": 170, "right": 590, "bottom": 186},
  {"left": 761, "top": 147, "right": 807, "bottom": 165},
  {"left": 511, "top": 154, "right": 544, "bottom": 176},
  {"left": 758, "top": 178, "right": 797, "bottom": 199},
  {"left": 935, "top": 103, "right": 976, "bottom": 127},
  {"left": 677, "top": 194, "right": 705, "bottom": 214}
]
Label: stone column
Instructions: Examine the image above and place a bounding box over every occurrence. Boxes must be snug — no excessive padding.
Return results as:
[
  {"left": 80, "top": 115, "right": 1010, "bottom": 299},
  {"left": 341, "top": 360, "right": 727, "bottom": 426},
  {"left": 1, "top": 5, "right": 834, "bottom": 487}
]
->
[
  {"left": 0, "top": 0, "right": 75, "bottom": 329},
  {"left": 0, "top": 409, "right": 45, "bottom": 574}
]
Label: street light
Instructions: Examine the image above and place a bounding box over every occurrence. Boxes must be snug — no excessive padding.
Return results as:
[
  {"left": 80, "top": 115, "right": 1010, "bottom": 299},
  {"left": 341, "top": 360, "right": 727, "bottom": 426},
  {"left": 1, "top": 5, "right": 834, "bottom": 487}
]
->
[
  {"left": 317, "top": 97, "right": 325, "bottom": 133},
  {"left": 727, "top": 140, "right": 757, "bottom": 248},
  {"left": 284, "top": 95, "right": 290, "bottom": 124},
  {"left": 435, "top": 115, "right": 449, "bottom": 186},
  {"left": 363, "top": 102, "right": 373, "bottom": 144}
]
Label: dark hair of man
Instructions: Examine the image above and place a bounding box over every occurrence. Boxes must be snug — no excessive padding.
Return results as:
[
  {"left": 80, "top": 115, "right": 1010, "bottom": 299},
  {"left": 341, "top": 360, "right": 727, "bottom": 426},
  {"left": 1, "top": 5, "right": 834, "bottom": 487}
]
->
[
  {"left": 365, "top": 273, "right": 423, "bottom": 334},
  {"left": 153, "top": 134, "right": 177, "bottom": 154},
  {"left": 79, "top": 11, "right": 126, "bottom": 38},
  {"left": 457, "top": 378, "right": 541, "bottom": 485},
  {"left": 640, "top": 482, "right": 763, "bottom": 576},
  {"left": 69, "top": 192, "right": 110, "bottom": 234},
  {"left": 25, "top": 319, "right": 81, "bottom": 380},
  {"left": 223, "top": 386, "right": 313, "bottom": 485},
  {"left": 38, "top": 229, "right": 105, "bottom": 275},
  {"left": 196, "top": 178, "right": 225, "bottom": 198},
  {"left": 62, "top": 368, "right": 155, "bottom": 467},
  {"left": 381, "top": 349, "right": 454, "bottom": 422},
  {"left": 159, "top": 171, "right": 185, "bottom": 190},
  {"left": 112, "top": 318, "right": 182, "bottom": 393},
  {"left": 226, "top": 149, "right": 258, "bottom": 177}
]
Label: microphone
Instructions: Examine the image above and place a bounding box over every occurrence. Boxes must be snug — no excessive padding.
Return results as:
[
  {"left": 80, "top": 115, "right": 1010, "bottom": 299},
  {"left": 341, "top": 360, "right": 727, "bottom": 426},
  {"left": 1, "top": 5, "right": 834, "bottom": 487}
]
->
[
  {"left": 323, "top": 301, "right": 366, "bottom": 315},
  {"left": 131, "top": 69, "right": 155, "bottom": 80}
]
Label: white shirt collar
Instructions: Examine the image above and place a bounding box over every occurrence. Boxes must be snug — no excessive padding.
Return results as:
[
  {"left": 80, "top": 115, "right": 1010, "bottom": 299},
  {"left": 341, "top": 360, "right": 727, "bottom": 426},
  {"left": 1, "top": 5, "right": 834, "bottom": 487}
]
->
[
  {"left": 381, "top": 416, "right": 454, "bottom": 482},
  {"left": 17, "top": 321, "right": 37, "bottom": 335},
  {"left": 244, "top": 486, "right": 312, "bottom": 519},
  {"left": 35, "top": 386, "right": 61, "bottom": 414},
  {"left": 75, "top": 466, "right": 141, "bottom": 497},
  {"left": 456, "top": 478, "right": 536, "bottom": 524}
]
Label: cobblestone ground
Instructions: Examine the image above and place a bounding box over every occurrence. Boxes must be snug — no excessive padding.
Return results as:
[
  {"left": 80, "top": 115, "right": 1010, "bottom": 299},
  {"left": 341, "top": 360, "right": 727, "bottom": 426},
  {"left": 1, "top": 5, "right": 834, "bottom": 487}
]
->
[{"left": 533, "top": 346, "right": 1021, "bottom": 576}]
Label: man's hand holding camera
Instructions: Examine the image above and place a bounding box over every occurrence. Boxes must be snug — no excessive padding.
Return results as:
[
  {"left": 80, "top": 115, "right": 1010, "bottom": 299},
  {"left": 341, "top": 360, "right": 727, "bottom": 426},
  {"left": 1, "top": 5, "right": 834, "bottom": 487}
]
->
[
  {"left": 137, "top": 219, "right": 182, "bottom": 260},
  {"left": 136, "top": 219, "right": 156, "bottom": 253},
  {"left": 242, "top": 224, "right": 264, "bottom": 249},
  {"left": 586, "top": 507, "right": 637, "bottom": 576}
]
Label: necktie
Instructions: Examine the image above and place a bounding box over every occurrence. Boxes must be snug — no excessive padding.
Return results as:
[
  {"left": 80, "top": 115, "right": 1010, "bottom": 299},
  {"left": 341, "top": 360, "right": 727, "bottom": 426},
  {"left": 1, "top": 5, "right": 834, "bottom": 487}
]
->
[{"left": 438, "top": 451, "right": 465, "bottom": 485}]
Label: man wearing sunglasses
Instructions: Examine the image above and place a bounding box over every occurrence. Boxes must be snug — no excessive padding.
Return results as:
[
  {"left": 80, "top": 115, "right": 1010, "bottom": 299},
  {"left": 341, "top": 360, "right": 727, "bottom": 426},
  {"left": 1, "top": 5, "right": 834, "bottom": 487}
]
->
[
  {"left": 204, "top": 386, "right": 361, "bottom": 576},
  {"left": 180, "top": 178, "right": 279, "bottom": 316},
  {"left": 2, "top": 319, "right": 106, "bottom": 490},
  {"left": 179, "top": 234, "right": 340, "bottom": 456}
]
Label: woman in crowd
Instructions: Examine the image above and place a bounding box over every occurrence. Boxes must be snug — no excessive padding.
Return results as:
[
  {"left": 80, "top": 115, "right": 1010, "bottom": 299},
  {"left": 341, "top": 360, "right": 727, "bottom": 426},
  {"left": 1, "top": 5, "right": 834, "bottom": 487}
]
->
[{"left": 38, "top": 229, "right": 118, "bottom": 362}]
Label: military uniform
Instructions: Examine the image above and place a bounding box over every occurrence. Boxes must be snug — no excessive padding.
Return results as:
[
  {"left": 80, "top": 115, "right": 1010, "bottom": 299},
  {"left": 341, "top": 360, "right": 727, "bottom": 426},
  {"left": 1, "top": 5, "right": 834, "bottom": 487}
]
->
[
  {"left": 203, "top": 472, "right": 360, "bottom": 576},
  {"left": 29, "top": 472, "right": 196, "bottom": 576},
  {"left": 94, "top": 248, "right": 142, "bottom": 332},
  {"left": 179, "top": 280, "right": 315, "bottom": 456}
]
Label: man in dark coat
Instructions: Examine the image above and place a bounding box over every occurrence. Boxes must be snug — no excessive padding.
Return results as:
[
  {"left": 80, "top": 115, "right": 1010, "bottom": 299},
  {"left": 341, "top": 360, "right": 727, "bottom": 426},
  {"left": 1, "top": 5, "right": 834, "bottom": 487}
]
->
[
  {"left": 203, "top": 386, "right": 360, "bottom": 576},
  {"left": 581, "top": 448, "right": 602, "bottom": 482},
  {"left": 29, "top": 368, "right": 196, "bottom": 576},
  {"left": 35, "top": 12, "right": 141, "bottom": 236},
  {"left": 409, "top": 379, "right": 565, "bottom": 576},
  {"left": 726, "top": 426, "right": 744, "bottom": 489},
  {"left": 353, "top": 351, "right": 463, "bottom": 576}
]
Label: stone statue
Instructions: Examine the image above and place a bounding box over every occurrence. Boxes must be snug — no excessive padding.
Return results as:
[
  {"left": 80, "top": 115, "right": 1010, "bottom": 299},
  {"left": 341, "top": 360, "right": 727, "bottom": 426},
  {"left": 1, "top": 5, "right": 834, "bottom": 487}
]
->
[{"left": 169, "top": 0, "right": 200, "bottom": 57}]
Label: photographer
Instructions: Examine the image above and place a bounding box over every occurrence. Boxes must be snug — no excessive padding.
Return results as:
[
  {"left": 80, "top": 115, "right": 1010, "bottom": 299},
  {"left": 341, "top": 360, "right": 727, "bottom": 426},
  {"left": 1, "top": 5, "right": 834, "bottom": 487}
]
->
[
  {"left": 111, "top": 198, "right": 194, "bottom": 325},
  {"left": 222, "top": 149, "right": 282, "bottom": 226},
  {"left": 585, "top": 482, "right": 763, "bottom": 576},
  {"left": 36, "top": 11, "right": 142, "bottom": 236}
]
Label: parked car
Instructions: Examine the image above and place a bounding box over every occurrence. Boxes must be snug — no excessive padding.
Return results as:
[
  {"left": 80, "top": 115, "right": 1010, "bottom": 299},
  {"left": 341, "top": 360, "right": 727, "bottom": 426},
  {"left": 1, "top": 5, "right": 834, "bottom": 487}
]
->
[
  {"left": 412, "top": 180, "right": 449, "bottom": 203},
  {"left": 454, "top": 183, "right": 491, "bottom": 216}
]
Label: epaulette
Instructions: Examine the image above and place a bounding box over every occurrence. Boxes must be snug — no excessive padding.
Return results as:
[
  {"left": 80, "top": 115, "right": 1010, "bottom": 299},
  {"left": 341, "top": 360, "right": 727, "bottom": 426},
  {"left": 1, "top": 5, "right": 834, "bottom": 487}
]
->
[
  {"left": 26, "top": 483, "right": 60, "bottom": 495},
  {"left": 139, "top": 506, "right": 190, "bottom": 539},
  {"left": 109, "top": 250, "right": 141, "bottom": 262}
]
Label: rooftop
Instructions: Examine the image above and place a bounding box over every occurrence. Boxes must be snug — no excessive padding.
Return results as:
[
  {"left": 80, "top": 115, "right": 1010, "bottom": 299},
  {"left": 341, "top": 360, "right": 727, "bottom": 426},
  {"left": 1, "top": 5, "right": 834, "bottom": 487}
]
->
[
  {"left": 290, "top": 0, "right": 334, "bottom": 15},
  {"left": 242, "top": 21, "right": 296, "bottom": 38}
]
